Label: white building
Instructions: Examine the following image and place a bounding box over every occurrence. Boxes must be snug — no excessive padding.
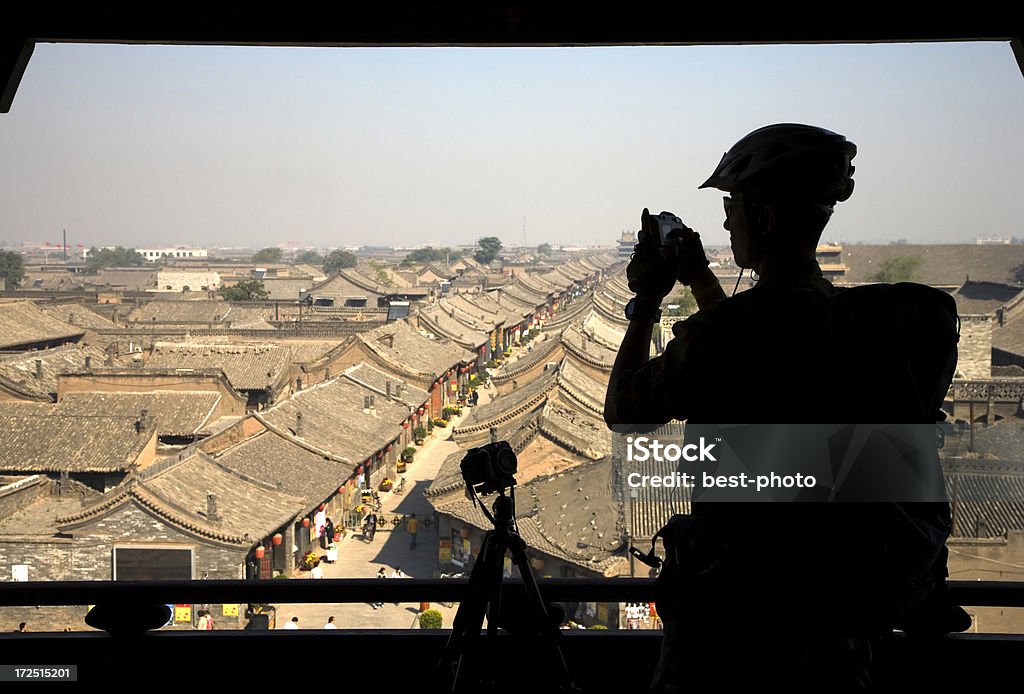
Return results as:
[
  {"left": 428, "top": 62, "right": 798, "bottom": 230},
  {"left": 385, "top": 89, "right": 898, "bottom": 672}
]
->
[{"left": 82, "top": 247, "right": 209, "bottom": 262}]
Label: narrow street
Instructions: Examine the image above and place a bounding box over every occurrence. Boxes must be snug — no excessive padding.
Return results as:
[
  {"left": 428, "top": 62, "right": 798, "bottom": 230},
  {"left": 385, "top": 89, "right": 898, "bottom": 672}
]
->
[{"left": 271, "top": 376, "right": 501, "bottom": 630}]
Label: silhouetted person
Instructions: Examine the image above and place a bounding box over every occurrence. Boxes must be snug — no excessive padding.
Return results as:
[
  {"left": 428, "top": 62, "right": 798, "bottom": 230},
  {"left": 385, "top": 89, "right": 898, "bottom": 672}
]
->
[{"left": 605, "top": 124, "right": 967, "bottom": 688}]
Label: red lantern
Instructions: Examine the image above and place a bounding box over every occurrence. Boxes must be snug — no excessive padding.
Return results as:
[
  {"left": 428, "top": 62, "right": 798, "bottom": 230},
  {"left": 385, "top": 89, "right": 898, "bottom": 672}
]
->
[
  {"left": 386, "top": 444, "right": 393, "bottom": 452},
  {"left": 402, "top": 421, "right": 409, "bottom": 429},
  {"left": 255, "top": 546, "right": 266, "bottom": 559},
  {"left": 302, "top": 518, "right": 310, "bottom": 528},
  {"left": 318, "top": 503, "right": 325, "bottom": 512},
  {"left": 339, "top": 486, "right": 345, "bottom": 494},
  {"left": 272, "top": 533, "right": 283, "bottom": 546},
  {"left": 418, "top": 407, "right": 425, "bottom": 415}
]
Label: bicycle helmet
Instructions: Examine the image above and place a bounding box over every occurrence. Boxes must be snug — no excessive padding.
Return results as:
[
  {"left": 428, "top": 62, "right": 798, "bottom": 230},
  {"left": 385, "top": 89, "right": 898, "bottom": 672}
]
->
[{"left": 700, "top": 123, "right": 856, "bottom": 205}]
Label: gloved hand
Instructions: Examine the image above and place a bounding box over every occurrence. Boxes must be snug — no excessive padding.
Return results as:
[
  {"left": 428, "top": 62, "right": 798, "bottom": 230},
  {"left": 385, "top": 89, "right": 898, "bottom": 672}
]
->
[
  {"left": 626, "top": 209, "right": 680, "bottom": 300},
  {"left": 670, "top": 226, "right": 712, "bottom": 286}
]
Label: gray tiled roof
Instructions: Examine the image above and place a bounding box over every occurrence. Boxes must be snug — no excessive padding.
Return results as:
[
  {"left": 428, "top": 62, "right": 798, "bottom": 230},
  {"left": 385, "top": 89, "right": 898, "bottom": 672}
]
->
[
  {"left": 53, "top": 391, "right": 221, "bottom": 437},
  {"left": 616, "top": 421, "right": 691, "bottom": 540},
  {"left": 216, "top": 429, "right": 354, "bottom": 515},
  {"left": 259, "top": 377, "right": 405, "bottom": 463},
  {"left": 0, "top": 344, "right": 115, "bottom": 401},
  {"left": 340, "top": 363, "right": 430, "bottom": 408},
  {"left": 491, "top": 335, "right": 563, "bottom": 383},
  {"left": 147, "top": 342, "right": 292, "bottom": 392},
  {"left": 57, "top": 452, "right": 305, "bottom": 546},
  {"left": 0, "top": 413, "right": 153, "bottom": 474},
  {"left": 581, "top": 311, "right": 626, "bottom": 351},
  {"left": 538, "top": 402, "right": 611, "bottom": 460},
  {"left": 448, "top": 292, "right": 520, "bottom": 328},
  {"left": 951, "top": 281, "right": 1024, "bottom": 315},
  {"left": 0, "top": 301, "right": 85, "bottom": 349},
  {"left": 358, "top": 320, "right": 474, "bottom": 379},
  {"left": 454, "top": 367, "right": 558, "bottom": 438},
  {"left": 428, "top": 457, "right": 627, "bottom": 576},
  {"left": 39, "top": 304, "right": 117, "bottom": 330},
  {"left": 841, "top": 244, "right": 1024, "bottom": 286},
  {"left": 561, "top": 324, "right": 616, "bottom": 370},
  {"left": 556, "top": 358, "right": 607, "bottom": 417},
  {"left": 418, "top": 305, "right": 489, "bottom": 348},
  {"left": 129, "top": 301, "right": 274, "bottom": 327},
  {"left": 943, "top": 459, "right": 1024, "bottom": 538}
]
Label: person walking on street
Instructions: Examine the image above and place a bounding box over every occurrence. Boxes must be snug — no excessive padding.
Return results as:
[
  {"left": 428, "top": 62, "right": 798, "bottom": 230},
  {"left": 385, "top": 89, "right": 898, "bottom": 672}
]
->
[
  {"left": 407, "top": 513, "right": 418, "bottom": 550},
  {"left": 372, "top": 566, "right": 387, "bottom": 609},
  {"left": 284, "top": 616, "right": 299, "bottom": 630},
  {"left": 324, "top": 616, "right": 337, "bottom": 629}
]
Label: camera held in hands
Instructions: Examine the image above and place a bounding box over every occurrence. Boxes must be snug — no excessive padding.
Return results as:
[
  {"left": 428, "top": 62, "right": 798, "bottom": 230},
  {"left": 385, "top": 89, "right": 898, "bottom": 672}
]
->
[
  {"left": 642, "top": 208, "right": 685, "bottom": 246},
  {"left": 461, "top": 441, "right": 518, "bottom": 496}
]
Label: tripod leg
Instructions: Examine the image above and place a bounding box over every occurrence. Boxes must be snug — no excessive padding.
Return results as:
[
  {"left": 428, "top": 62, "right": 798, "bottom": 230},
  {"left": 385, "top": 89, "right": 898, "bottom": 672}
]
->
[
  {"left": 506, "top": 535, "right": 575, "bottom": 690},
  {"left": 436, "top": 530, "right": 507, "bottom": 691}
]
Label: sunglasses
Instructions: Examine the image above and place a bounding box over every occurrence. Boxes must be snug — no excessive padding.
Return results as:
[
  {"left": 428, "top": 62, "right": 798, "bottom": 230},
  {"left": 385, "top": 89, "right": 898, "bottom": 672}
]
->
[{"left": 723, "top": 196, "right": 764, "bottom": 217}]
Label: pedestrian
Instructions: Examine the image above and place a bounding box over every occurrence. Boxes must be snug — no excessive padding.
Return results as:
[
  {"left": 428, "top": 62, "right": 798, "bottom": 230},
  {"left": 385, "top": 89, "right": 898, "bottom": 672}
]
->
[
  {"left": 16, "top": 622, "right": 27, "bottom": 633},
  {"left": 315, "top": 506, "right": 327, "bottom": 549},
  {"left": 206, "top": 610, "right": 215, "bottom": 631},
  {"left": 310, "top": 558, "right": 323, "bottom": 579},
  {"left": 391, "top": 566, "right": 406, "bottom": 605},
  {"left": 284, "top": 616, "right": 299, "bottom": 630},
  {"left": 372, "top": 566, "right": 387, "bottom": 609},
  {"left": 470, "top": 389, "right": 479, "bottom": 407},
  {"left": 195, "top": 610, "right": 209, "bottom": 630},
  {"left": 324, "top": 616, "right": 337, "bottom": 629},
  {"left": 407, "top": 513, "right": 418, "bottom": 550},
  {"left": 323, "top": 516, "right": 335, "bottom": 549}
]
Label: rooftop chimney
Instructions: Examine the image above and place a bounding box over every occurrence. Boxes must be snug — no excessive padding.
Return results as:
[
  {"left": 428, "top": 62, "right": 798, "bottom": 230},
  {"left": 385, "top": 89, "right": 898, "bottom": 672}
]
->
[
  {"left": 34, "top": 360, "right": 42, "bottom": 378},
  {"left": 386, "top": 380, "right": 392, "bottom": 400},
  {"left": 296, "top": 411, "right": 303, "bottom": 437},
  {"left": 207, "top": 493, "right": 220, "bottom": 522},
  {"left": 84, "top": 355, "right": 92, "bottom": 370}
]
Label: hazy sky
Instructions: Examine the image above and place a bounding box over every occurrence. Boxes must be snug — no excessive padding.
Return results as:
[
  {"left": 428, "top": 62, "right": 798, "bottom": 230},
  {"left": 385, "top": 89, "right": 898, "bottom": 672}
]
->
[{"left": 1, "top": 41, "right": 1022, "bottom": 250}]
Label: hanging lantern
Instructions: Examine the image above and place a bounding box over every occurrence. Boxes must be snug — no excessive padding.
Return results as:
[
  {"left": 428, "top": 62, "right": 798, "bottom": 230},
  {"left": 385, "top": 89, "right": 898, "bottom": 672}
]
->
[
  {"left": 355, "top": 465, "right": 363, "bottom": 475},
  {"left": 255, "top": 546, "right": 266, "bottom": 559},
  {"left": 302, "top": 518, "right": 310, "bottom": 528},
  {"left": 386, "top": 443, "right": 393, "bottom": 452},
  {"left": 402, "top": 421, "right": 409, "bottom": 429},
  {"left": 318, "top": 503, "right": 325, "bottom": 512},
  {"left": 339, "top": 485, "right": 345, "bottom": 494},
  {"left": 418, "top": 407, "right": 425, "bottom": 415},
  {"left": 272, "top": 533, "right": 283, "bottom": 546}
]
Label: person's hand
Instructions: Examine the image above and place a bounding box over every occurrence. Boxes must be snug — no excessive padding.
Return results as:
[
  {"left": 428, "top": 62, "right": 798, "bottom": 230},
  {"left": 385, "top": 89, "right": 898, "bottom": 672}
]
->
[
  {"left": 668, "top": 226, "right": 712, "bottom": 286},
  {"left": 626, "top": 208, "right": 681, "bottom": 299}
]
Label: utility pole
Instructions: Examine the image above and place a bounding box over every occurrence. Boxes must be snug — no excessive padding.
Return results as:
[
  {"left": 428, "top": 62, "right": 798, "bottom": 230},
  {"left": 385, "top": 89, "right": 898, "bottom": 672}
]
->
[{"left": 62, "top": 229, "right": 67, "bottom": 262}]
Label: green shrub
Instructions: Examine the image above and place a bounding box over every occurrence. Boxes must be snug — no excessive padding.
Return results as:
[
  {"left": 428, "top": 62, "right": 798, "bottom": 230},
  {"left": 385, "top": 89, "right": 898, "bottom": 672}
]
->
[
  {"left": 589, "top": 624, "right": 608, "bottom": 630},
  {"left": 413, "top": 426, "right": 427, "bottom": 441},
  {"left": 401, "top": 446, "right": 416, "bottom": 459},
  {"left": 419, "top": 609, "right": 443, "bottom": 629}
]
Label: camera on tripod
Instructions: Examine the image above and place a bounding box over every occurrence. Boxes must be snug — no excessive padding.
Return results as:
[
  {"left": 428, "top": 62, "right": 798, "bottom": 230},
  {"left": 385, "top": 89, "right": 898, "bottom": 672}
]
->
[{"left": 461, "top": 441, "right": 518, "bottom": 496}]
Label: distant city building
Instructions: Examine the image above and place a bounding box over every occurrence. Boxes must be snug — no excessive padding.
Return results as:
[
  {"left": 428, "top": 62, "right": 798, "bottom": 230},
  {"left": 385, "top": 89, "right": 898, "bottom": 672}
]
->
[
  {"left": 976, "top": 237, "right": 1012, "bottom": 245},
  {"left": 617, "top": 231, "right": 636, "bottom": 259},
  {"left": 815, "top": 243, "right": 848, "bottom": 282},
  {"left": 81, "top": 247, "right": 209, "bottom": 262}
]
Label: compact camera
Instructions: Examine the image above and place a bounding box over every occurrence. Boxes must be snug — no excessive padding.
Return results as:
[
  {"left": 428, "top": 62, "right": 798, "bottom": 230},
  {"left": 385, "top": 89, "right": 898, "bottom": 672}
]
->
[
  {"left": 642, "top": 208, "right": 685, "bottom": 246},
  {"left": 461, "top": 441, "right": 518, "bottom": 496}
]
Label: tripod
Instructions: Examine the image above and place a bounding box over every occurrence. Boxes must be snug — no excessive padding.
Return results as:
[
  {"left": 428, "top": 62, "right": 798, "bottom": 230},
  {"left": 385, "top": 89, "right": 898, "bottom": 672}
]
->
[{"left": 436, "top": 488, "right": 575, "bottom": 691}]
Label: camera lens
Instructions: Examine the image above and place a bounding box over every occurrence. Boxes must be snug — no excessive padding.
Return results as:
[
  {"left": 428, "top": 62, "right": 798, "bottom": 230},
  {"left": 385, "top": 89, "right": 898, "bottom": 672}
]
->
[{"left": 495, "top": 446, "right": 517, "bottom": 476}]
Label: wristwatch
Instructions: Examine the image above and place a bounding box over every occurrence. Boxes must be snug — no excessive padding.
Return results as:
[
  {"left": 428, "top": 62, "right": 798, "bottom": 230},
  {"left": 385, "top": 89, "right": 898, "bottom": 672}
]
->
[{"left": 624, "top": 296, "right": 662, "bottom": 322}]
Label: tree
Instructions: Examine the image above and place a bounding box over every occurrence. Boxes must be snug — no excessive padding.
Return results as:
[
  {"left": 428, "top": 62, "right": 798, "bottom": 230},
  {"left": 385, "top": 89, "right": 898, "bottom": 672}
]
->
[
  {"left": 867, "top": 256, "right": 923, "bottom": 283},
  {"left": 295, "top": 250, "right": 324, "bottom": 265},
  {"left": 401, "top": 246, "right": 456, "bottom": 266},
  {"left": 474, "top": 236, "right": 503, "bottom": 265},
  {"left": 219, "top": 279, "right": 269, "bottom": 301},
  {"left": 251, "top": 247, "right": 284, "bottom": 264},
  {"left": 664, "top": 289, "right": 696, "bottom": 317},
  {"left": 368, "top": 260, "right": 393, "bottom": 288},
  {"left": 0, "top": 250, "right": 25, "bottom": 289},
  {"left": 536, "top": 242, "right": 553, "bottom": 256},
  {"left": 323, "top": 249, "right": 358, "bottom": 275},
  {"left": 85, "top": 246, "right": 144, "bottom": 274}
]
